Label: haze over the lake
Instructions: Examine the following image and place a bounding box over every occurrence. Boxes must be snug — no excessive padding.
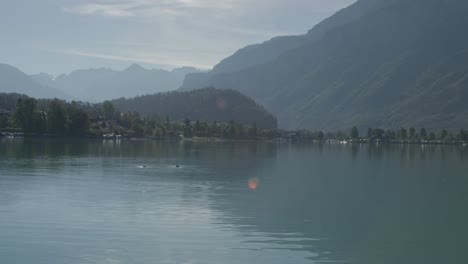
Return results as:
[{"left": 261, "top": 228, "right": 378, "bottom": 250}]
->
[{"left": 0, "top": 0, "right": 355, "bottom": 75}]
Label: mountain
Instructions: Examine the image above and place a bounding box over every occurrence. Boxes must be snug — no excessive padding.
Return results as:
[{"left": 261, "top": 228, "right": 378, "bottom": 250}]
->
[
  {"left": 112, "top": 88, "right": 277, "bottom": 129},
  {"left": 181, "top": 0, "right": 393, "bottom": 89},
  {"left": 29, "top": 73, "right": 56, "bottom": 88},
  {"left": 0, "top": 64, "right": 69, "bottom": 99},
  {"left": 181, "top": 0, "right": 468, "bottom": 131},
  {"left": 32, "top": 65, "right": 201, "bottom": 102}
]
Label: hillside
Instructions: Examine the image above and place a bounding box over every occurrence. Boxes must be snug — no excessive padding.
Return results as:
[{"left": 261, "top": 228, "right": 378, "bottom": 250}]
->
[
  {"left": 0, "top": 64, "right": 69, "bottom": 99},
  {"left": 112, "top": 88, "right": 277, "bottom": 129},
  {"left": 0, "top": 93, "right": 29, "bottom": 111},
  {"left": 180, "top": 0, "right": 468, "bottom": 131},
  {"left": 32, "top": 65, "right": 200, "bottom": 102},
  {"left": 181, "top": 0, "right": 392, "bottom": 90}
]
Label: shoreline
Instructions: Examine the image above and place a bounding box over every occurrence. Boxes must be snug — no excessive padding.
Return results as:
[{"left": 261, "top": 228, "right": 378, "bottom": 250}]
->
[{"left": 1, "top": 132, "right": 466, "bottom": 146}]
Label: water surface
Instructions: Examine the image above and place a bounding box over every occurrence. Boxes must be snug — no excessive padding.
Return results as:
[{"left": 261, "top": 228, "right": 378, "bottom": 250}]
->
[{"left": 1, "top": 139, "right": 468, "bottom": 264}]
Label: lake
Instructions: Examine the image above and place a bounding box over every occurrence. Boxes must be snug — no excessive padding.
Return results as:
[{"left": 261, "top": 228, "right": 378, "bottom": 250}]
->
[{"left": 1, "top": 138, "right": 468, "bottom": 264}]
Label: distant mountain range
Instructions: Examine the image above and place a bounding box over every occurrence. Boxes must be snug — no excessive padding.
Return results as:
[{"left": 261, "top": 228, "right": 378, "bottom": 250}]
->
[
  {"left": 112, "top": 87, "right": 277, "bottom": 129},
  {"left": 181, "top": 0, "right": 468, "bottom": 130},
  {"left": 31, "top": 64, "right": 201, "bottom": 102},
  {"left": 0, "top": 64, "right": 69, "bottom": 99},
  {"left": 0, "top": 63, "right": 200, "bottom": 102}
]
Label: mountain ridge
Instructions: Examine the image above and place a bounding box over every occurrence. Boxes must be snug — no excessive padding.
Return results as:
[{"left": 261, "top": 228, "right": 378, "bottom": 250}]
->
[
  {"left": 31, "top": 64, "right": 201, "bottom": 102},
  {"left": 112, "top": 87, "right": 278, "bottom": 129},
  {"left": 180, "top": 0, "right": 468, "bottom": 130},
  {"left": 0, "top": 64, "right": 70, "bottom": 99}
]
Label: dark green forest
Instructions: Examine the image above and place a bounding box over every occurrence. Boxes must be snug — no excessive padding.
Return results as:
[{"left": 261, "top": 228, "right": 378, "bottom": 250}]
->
[
  {"left": 0, "top": 90, "right": 278, "bottom": 140},
  {"left": 1, "top": 92, "right": 466, "bottom": 144},
  {"left": 1, "top": 95, "right": 91, "bottom": 136},
  {"left": 0, "top": 88, "right": 468, "bottom": 144},
  {"left": 112, "top": 87, "right": 277, "bottom": 129}
]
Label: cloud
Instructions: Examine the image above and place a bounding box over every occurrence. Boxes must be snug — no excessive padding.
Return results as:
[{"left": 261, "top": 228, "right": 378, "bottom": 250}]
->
[
  {"left": 63, "top": 0, "right": 238, "bottom": 17},
  {"left": 63, "top": 3, "right": 135, "bottom": 17},
  {"left": 59, "top": 49, "right": 214, "bottom": 69},
  {"left": 20, "top": 0, "right": 355, "bottom": 74}
]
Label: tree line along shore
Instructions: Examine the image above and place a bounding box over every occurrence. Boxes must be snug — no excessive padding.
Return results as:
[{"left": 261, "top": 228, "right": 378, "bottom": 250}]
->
[{"left": 0, "top": 96, "right": 467, "bottom": 145}]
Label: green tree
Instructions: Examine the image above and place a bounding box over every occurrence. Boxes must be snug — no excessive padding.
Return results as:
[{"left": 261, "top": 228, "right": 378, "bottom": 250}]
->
[
  {"left": 165, "top": 114, "right": 171, "bottom": 131},
  {"left": 194, "top": 120, "right": 201, "bottom": 136},
  {"left": 248, "top": 122, "right": 258, "bottom": 138},
  {"left": 317, "top": 131, "right": 324, "bottom": 141},
  {"left": 33, "top": 111, "right": 46, "bottom": 134},
  {"left": 102, "top": 101, "right": 115, "bottom": 120},
  {"left": 373, "top": 129, "right": 385, "bottom": 140},
  {"left": 459, "top": 129, "right": 467, "bottom": 141},
  {"left": 384, "top": 129, "right": 396, "bottom": 141},
  {"left": 132, "top": 123, "right": 144, "bottom": 137},
  {"left": 336, "top": 130, "right": 345, "bottom": 140},
  {"left": 14, "top": 98, "right": 37, "bottom": 132},
  {"left": 68, "top": 106, "right": 90, "bottom": 136},
  {"left": 159, "top": 125, "right": 166, "bottom": 138},
  {"left": 200, "top": 122, "right": 208, "bottom": 137},
  {"left": 211, "top": 121, "right": 220, "bottom": 137},
  {"left": 367, "top": 128, "right": 373, "bottom": 139},
  {"left": 409, "top": 127, "right": 416, "bottom": 139},
  {"left": 183, "top": 126, "right": 193, "bottom": 138},
  {"left": 440, "top": 129, "right": 448, "bottom": 140},
  {"left": 420, "top": 128, "right": 427, "bottom": 139},
  {"left": 153, "top": 126, "right": 163, "bottom": 138},
  {"left": 399, "top": 128, "right": 408, "bottom": 140},
  {"left": 350, "top": 126, "right": 359, "bottom": 139},
  {"left": 224, "top": 120, "right": 235, "bottom": 139},
  {"left": 0, "top": 115, "right": 8, "bottom": 129},
  {"left": 183, "top": 118, "right": 190, "bottom": 127},
  {"left": 47, "top": 99, "right": 67, "bottom": 135}
]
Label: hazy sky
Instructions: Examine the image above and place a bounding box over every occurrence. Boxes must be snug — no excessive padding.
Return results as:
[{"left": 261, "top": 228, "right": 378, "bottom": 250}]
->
[{"left": 0, "top": 0, "right": 355, "bottom": 75}]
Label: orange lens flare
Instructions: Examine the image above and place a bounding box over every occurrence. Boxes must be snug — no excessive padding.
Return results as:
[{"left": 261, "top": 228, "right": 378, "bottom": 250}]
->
[
  {"left": 216, "top": 98, "right": 227, "bottom": 110},
  {"left": 248, "top": 178, "right": 259, "bottom": 190}
]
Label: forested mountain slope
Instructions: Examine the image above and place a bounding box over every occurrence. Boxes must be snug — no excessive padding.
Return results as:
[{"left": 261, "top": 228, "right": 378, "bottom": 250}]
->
[
  {"left": 181, "top": 0, "right": 468, "bottom": 130},
  {"left": 113, "top": 88, "right": 277, "bottom": 129}
]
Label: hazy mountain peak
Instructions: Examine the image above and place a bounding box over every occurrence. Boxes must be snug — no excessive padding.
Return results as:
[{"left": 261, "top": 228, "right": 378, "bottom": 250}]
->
[
  {"left": 37, "top": 72, "right": 54, "bottom": 79},
  {"left": 125, "top": 64, "right": 145, "bottom": 72},
  {"left": 0, "top": 63, "right": 21, "bottom": 72},
  {"left": 30, "top": 72, "right": 56, "bottom": 90},
  {"left": 0, "top": 63, "right": 70, "bottom": 99},
  {"left": 25, "top": 64, "right": 202, "bottom": 102}
]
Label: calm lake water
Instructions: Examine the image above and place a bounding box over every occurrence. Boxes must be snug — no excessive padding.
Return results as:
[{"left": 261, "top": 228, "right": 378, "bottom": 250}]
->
[{"left": 1, "top": 138, "right": 468, "bottom": 264}]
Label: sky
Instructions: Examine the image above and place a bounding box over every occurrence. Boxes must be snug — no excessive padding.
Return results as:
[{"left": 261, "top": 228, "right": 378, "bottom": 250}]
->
[{"left": 0, "top": 0, "right": 355, "bottom": 76}]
